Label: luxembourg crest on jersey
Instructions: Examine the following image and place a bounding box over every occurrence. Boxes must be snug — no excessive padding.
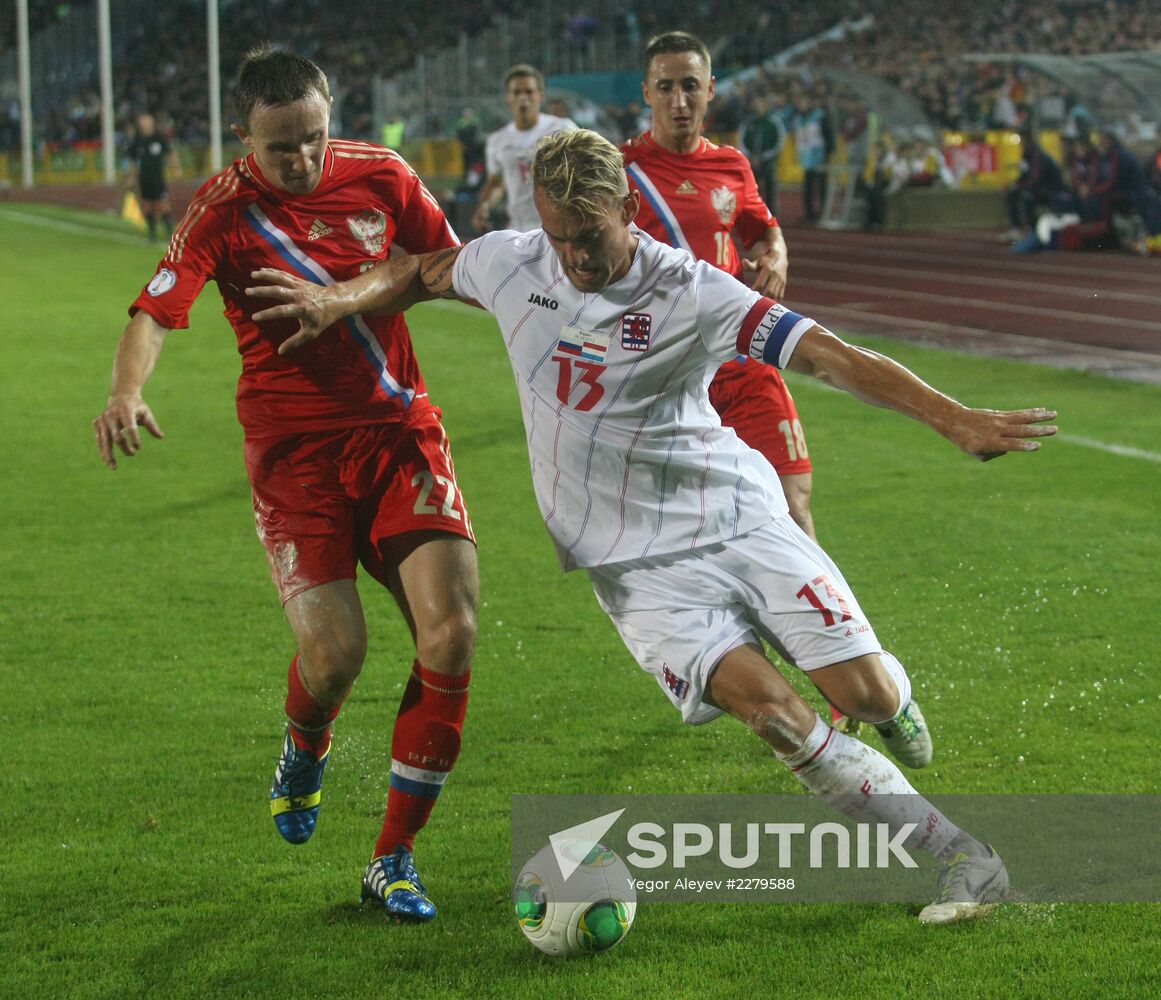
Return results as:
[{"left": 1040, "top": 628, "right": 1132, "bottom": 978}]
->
[
  {"left": 711, "top": 186, "right": 736, "bottom": 224},
  {"left": 347, "top": 209, "right": 388, "bottom": 255},
  {"left": 621, "top": 313, "right": 652, "bottom": 351}
]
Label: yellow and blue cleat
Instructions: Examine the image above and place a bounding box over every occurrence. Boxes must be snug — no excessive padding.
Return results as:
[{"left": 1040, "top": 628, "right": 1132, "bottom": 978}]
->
[
  {"left": 269, "top": 726, "right": 329, "bottom": 844},
  {"left": 361, "top": 847, "right": 437, "bottom": 922}
]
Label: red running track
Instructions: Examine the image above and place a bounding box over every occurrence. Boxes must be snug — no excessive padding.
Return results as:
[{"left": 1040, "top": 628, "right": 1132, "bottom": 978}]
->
[{"left": 780, "top": 221, "right": 1161, "bottom": 385}]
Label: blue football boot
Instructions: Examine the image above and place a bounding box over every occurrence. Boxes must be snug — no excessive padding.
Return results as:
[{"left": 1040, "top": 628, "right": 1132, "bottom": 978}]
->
[
  {"left": 361, "top": 847, "right": 437, "bottom": 922},
  {"left": 269, "top": 725, "right": 329, "bottom": 844}
]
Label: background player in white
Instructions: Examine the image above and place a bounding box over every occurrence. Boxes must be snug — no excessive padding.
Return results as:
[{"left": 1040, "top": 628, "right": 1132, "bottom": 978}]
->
[
  {"left": 247, "top": 129, "right": 1058, "bottom": 924},
  {"left": 471, "top": 64, "right": 577, "bottom": 232}
]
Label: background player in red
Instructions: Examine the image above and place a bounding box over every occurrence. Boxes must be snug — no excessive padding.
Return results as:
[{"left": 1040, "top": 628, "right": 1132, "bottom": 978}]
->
[
  {"left": 92, "top": 45, "right": 477, "bottom": 923},
  {"left": 624, "top": 31, "right": 813, "bottom": 539},
  {"left": 623, "top": 32, "right": 849, "bottom": 730}
]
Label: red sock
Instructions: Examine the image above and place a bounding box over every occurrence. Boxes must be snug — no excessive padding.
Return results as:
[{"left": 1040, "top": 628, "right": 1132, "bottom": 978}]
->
[
  {"left": 284, "top": 656, "right": 341, "bottom": 757},
  {"left": 374, "top": 661, "right": 471, "bottom": 858}
]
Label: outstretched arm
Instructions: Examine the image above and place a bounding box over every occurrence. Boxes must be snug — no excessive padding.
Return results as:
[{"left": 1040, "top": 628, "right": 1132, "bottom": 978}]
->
[
  {"left": 247, "top": 246, "right": 465, "bottom": 355},
  {"left": 786, "top": 326, "right": 1057, "bottom": 460},
  {"left": 93, "top": 310, "right": 170, "bottom": 469}
]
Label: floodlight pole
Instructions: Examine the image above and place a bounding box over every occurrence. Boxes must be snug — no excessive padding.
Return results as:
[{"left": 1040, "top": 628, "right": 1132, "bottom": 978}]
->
[
  {"left": 97, "top": 0, "right": 115, "bottom": 184},
  {"left": 16, "top": 0, "right": 33, "bottom": 187},
  {"left": 207, "top": 0, "right": 222, "bottom": 173}
]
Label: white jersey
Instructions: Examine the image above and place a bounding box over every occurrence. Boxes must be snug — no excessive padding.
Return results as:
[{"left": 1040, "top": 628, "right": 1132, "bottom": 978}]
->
[
  {"left": 452, "top": 228, "right": 815, "bottom": 570},
  {"left": 483, "top": 114, "right": 578, "bottom": 231}
]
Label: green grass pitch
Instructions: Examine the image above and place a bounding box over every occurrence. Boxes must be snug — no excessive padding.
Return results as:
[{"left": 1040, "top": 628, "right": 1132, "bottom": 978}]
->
[{"left": 1, "top": 203, "right": 1158, "bottom": 999}]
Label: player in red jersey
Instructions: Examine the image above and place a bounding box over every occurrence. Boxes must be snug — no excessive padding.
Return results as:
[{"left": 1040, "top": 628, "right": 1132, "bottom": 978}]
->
[
  {"left": 624, "top": 32, "right": 850, "bottom": 730},
  {"left": 92, "top": 46, "right": 476, "bottom": 922},
  {"left": 624, "top": 31, "right": 813, "bottom": 539}
]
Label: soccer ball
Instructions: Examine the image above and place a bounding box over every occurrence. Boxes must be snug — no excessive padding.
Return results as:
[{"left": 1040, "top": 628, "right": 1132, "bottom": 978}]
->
[{"left": 513, "top": 840, "right": 637, "bottom": 956}]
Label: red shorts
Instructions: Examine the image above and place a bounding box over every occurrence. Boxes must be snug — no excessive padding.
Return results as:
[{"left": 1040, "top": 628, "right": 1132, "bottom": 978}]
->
[
  {"left": 708, "top": 359, "right": 812, "bottom": 476},
  {"left": 245, "top": 410, "right": 475, "bottom": 604}
]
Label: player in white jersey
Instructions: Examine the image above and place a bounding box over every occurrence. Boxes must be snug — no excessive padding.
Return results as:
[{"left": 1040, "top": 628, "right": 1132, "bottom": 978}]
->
[
  {"left": 247, "top": 129, "right": 1058, "bottom": 924},
  {"left": 472, "top": 64, "right": 578, "bottom": 233}
]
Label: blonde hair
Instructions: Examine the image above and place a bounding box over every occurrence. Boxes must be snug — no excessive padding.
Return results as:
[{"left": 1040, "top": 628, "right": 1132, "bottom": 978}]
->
[{"left": 532, "top": 129, "right": 629, "bottom": 218}]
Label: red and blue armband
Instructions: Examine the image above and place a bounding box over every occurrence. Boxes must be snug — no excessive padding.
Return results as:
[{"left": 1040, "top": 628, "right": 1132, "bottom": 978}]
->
[{"left": 735, "top": 296, "right": 815, "bottom": 368}]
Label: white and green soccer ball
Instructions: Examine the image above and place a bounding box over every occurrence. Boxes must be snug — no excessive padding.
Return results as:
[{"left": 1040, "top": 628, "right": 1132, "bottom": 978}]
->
[{"left": 513, "top": 840, "right": 637, "bottom": 957}]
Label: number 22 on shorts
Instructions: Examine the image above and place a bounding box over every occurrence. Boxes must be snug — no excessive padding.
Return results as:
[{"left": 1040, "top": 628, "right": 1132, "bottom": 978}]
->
[{"left": 411, "top": 470, "right": 463, "bottom": 520}]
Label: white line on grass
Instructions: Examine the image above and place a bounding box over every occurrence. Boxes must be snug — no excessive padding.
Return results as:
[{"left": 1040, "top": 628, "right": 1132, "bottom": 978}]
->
[
  {"left": 1056, "top": 434, "right": 1161, "bottom": 463},
  {"left": 0, "top": 206, "right": 148, "bottom": 245},
  {"left": 786, "top": 377, "right": 1161, "bottom": 463}
]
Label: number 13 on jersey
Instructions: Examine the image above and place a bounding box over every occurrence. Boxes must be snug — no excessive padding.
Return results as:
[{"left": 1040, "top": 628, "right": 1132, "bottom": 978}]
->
[{"left": 553, "top": 353, "right": 606, "bottom": 412}]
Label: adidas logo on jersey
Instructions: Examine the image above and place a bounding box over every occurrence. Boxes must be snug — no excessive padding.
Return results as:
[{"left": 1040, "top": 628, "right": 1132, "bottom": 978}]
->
[
  {"left": 676, "top": 180, "right": 697, "bottom": 194},
  {"left": 307, "top": 219, "right": 333, "bottom": 240}
]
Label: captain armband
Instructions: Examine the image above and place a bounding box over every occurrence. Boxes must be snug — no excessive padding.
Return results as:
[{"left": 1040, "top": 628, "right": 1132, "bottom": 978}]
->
[{"left": 737, "top": 298, "right": 815, "bottom": 369}]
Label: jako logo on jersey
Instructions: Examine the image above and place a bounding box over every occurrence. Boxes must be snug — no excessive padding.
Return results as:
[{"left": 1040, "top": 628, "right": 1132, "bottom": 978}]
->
[
  {"left": 527, "top": 292, "right": 559, "bottom": 310},
  {"left": 621, "top": 313, "right": 652, "bottom": 351},
  {"left": 147, "top": 268, "right": 177, "bottom": 297},
  {"left": 662, "top": 665, "right": 689, "bottom": 699}
]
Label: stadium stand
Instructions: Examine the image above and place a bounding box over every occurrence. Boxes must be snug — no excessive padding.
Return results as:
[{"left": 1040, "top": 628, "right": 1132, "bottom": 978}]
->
[{"left": 3, "top": 0, "right": 1160, "bottom": 246}]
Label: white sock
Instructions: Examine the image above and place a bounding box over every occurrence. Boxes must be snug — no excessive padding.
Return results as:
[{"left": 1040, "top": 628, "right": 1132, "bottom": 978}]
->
[
  {"left": 778, "top": 715, "right": 961, "bottom": 857},
  {"left": 874, "top": 649, "right": 911, "bottom": 725}
]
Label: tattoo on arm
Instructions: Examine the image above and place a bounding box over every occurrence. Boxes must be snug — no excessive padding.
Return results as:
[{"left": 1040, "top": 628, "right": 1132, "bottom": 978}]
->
[{"left": 421, "top": 247, "right": 460, "bottom": 298}]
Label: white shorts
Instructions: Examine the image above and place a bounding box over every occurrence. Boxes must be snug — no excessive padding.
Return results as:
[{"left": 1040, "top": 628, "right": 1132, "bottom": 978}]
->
[{"left": 587, "top": 516, "right": 881, "bottom": 725}]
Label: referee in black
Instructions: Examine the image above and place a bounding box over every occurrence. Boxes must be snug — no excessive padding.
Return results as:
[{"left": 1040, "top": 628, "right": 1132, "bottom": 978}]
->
[{"left": 126, "top": 113, "right": 182, "bottom": 243}]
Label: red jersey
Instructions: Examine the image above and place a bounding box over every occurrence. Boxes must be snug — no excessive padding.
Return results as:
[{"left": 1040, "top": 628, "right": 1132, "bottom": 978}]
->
[
  {"left": 621, "top": 132, "right": 775, "bottom": 278},
  {"left": 130, "top": 140, "right": 458, "bottom": 438},
  {"left": 621, "top": 132, "right": 810, "bottom": 477}
]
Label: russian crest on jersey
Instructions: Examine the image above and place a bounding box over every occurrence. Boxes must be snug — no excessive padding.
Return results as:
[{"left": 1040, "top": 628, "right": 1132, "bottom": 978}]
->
[
  {"left": 711, "top": 186, "right": 737, "bottom": 225},
  {"left": 346, "top": 209, "right": 387, "bottom": 255}
]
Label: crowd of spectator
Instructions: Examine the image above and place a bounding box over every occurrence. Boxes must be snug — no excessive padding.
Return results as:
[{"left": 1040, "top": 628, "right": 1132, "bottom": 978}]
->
[
  {"left": 4, "top": 0, "right": 1161, "bottom": 250},
  {"left": 0, "top": 0, "right": 508, "bottom": 151},
  {"left": 1001, "top": 126, "right": 1161, "bottom": 253},
  {"left": 783, "top": 0, "right": 1161, "bottom": 133}
]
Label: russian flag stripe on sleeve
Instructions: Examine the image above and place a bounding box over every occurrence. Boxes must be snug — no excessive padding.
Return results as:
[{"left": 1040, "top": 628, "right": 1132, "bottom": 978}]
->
[{"left": 735, "top": 297, "right": 815, "bottom": 369}]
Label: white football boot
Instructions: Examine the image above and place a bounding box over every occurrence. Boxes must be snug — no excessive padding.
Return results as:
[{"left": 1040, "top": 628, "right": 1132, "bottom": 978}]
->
[
  {"left": 875, "top": 699, "right": 933, "bottom": 768},
  {"left": 919, "top": 844, "right": 1009, "bottom": 925}
]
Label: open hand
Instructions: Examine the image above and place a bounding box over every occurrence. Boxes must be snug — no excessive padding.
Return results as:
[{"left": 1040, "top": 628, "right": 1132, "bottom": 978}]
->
[
  {"left": 93, "top": 395, "right": 164, "bottom": 470},
  {"left": 246, "top": 268, "right": 337, "bottom": 354},
  {"left": 949, "top": 407, "right": 1058, "bottom": 461},
  {"left": 742, "top": 254, "right": 788, "bottom": 299}
]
